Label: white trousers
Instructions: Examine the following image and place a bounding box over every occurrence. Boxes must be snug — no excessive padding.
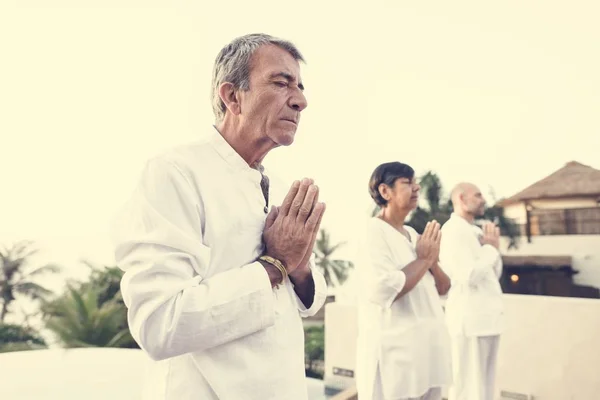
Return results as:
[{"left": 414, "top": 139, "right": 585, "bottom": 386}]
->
[
  {"left": 448, "top": 335, "right": 500, "bottom": 400},
  {"left": 373, "top": 385, "right": 442, "bottom": 400},
  {"left": 400, "top": 387, "right": 442, "bottom": 400}
]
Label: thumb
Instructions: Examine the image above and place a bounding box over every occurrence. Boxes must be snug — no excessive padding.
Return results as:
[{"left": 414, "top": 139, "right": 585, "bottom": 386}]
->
[{"left": 264, "top": 206, "right": 279, "bottom": 229}]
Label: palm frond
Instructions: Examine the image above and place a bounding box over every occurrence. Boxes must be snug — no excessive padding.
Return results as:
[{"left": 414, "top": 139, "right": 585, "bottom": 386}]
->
[{"left": 15, "top": 282, "right": 53, "bottom": 300}]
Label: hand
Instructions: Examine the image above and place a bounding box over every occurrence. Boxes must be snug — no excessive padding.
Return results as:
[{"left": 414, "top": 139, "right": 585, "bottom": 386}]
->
[
  {"left": 263, "top": 178, "right": 326, "bottom": 275},
  {"left": 480, "top": 221, "right": 500, "bottom": 249},
  {"left": 415, "top": 221, "right": 441, "bottom": 268},
  {"left": 290, "top": 188, "right": 325, "bottom": 282}
]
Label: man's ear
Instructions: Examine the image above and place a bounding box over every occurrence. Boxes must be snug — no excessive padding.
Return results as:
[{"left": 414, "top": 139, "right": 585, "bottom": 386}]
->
[{"left": 219, "top": 82, "right": 241, "bottom": 116}]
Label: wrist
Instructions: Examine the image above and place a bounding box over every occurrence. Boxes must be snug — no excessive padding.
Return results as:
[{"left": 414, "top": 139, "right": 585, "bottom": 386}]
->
[
  {"left": 289, "top": 266, "right": 311, "bottom": 285},
  {"left": 259, "top": 260, "right": 283, "bottom": 288},
  {"left": 258, "top": 255, "right": 288, "bottom": 288},
  {"left": 417, "top": 256, "right": 436, "bottom": 269}
]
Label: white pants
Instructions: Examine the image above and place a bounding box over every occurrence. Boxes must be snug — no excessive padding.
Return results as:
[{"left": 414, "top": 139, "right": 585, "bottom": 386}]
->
[
  {"left": 373, "top": 387, "right": 442, "bottom": 400},
  {"left": 399, "top": 387, "right": 442, "bottom": 400},
  {"left": 448, "top": 335, "right": 499, "bottom": 400}
]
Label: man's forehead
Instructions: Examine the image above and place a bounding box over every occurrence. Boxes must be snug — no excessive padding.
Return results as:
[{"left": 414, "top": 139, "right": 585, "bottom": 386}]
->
[{"left": 252, "top": 46, "right": 302, "bottom": 78}]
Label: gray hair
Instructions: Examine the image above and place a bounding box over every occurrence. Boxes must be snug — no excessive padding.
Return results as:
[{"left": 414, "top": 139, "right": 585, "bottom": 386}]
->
[{"left": 211, "top": 33, "right": 305, "bottom": 122}]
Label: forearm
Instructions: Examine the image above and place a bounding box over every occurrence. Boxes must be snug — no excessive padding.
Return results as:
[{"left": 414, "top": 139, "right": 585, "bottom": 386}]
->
[
  {"left": 395, "top": 258, "right": 433, "bottom": 300},
  {"left": 467, "top": 245, "right": 501, "bottom": 283},
  {"left": 430, "top": 264, "right": 451, "bottom": 295},
  {"left": 122, "top": 260, "right": 275, "bottom": 361},
  {"left": 289, "top": 268, "right": 316, "bottom": 309}
]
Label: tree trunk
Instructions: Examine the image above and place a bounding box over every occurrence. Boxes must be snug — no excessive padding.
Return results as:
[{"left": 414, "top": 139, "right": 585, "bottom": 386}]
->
[{"left": 0, "top": 302, "right": 9, "bottom": 322}]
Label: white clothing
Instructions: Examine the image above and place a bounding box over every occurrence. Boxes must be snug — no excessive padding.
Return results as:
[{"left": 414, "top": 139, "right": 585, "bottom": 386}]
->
[
  {"left": 399, "top": 387, "right": 442, "bottom": 400},
  {"left": 440, "top": 213, "right": 503, "bottom": 400},
  {"left": 439, "top": 214, "right": 504, "bottom": 337},
  {"left": 355, "top": 218, "right": 452, "bottom": 400},
  {"left": 111, "top": 127, "right": 327, "bottom": 400},
  {"left": 447, "top": 335, "right": 499, "bottom": 400}
]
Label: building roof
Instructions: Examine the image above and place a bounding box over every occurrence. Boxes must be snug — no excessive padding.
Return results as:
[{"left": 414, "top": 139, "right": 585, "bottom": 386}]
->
[
  {"left": 498, "top": 161, "right": 600, "bottom": 206},
  {"left": 502, "top": 255, "right": 572, "bottom": 268}
]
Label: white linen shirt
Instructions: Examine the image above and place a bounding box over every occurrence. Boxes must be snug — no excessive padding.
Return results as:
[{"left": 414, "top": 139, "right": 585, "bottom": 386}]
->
[
  {"left": 355, "top": 218, "right": 452, "bottom": 399},
  {"left": 110, "top": 127, "right": 327, "bottom": 400},
  {"left": 439, "top": 213, "right": 504, "bottom": 337}
]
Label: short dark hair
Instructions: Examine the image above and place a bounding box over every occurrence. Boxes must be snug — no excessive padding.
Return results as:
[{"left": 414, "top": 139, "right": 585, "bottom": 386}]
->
[{"left": 368, "top": 162, "right": 415, "bottom": 207}]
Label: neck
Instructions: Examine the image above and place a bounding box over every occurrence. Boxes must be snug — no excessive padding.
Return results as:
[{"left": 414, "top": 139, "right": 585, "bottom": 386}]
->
[
  {"left": 378, "top": 205, "right": 410, "bottom": 231},
  {"left": 216, "top": 118, "right": 277, "bottom": 168},
  {"left": 455, "top": 209, "right": 476, "bottom": 224}
]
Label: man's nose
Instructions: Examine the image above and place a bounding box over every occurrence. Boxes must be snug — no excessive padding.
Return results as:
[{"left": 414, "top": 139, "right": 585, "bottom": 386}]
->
[{"left": 290, "top": 88, "right": 307, "bottom": 112}]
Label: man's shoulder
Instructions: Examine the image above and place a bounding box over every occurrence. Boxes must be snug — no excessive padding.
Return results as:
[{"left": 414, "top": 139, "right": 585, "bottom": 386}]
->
[
  {"left": 147, "top": 136, "right": 217, "bottom": 175},
  {"left": 441, "top": 216, "right": 459, "bottom": 231}
]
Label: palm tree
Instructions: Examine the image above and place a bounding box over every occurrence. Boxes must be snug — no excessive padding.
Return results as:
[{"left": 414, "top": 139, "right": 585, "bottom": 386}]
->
[
  {"left": 0, "top": 322, "right": 47, "bottom": 353},
  {"left": 414, "top": 172, "right": 520, "bottom": 249},
  {"left": 42, "top": 285, "right": 132, "bottom": 348},
  {"left": 0, "top": 240, "right": 60, "bottom": 322},
  {"left": 370, "top": 171, "right": 520, "bottom": 249},
  {"left": 313, "top": 229, "right": 354, "bottom": 287}
]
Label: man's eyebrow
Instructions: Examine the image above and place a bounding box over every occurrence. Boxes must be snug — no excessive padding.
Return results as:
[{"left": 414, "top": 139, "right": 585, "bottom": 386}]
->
[{"left": 270, "top": 72, "right": 304, "bottom": 91}]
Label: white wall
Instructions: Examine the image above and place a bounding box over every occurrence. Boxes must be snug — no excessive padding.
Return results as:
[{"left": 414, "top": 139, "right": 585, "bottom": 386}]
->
[{"left": 325, "top": 295, "right": 600, "bottom": 400}]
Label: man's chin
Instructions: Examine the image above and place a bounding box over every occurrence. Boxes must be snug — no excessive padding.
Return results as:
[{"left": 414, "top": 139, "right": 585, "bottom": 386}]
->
[{"left": 275, "top": 131, "right": 296, "bottom": 146}]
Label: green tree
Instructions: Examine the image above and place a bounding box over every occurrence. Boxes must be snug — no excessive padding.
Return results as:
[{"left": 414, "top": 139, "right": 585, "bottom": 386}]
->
[
  {"left": 42, "top": 284, "right": 132, "bottom": 348},
  {"left": 314, "top": 230, "right": 354, "bottom": 287},
  {"left": 371, "top": 172, "right": 520, "bottom": 249},
  {"left": 406, "top": 171, "right": 453, "bottom": 234},
  {"left": 304, "top": 325, "right": 325, "bottom": 379},
  {"left": 0, "top": 240, "right": 60, "bottom": 322},
  {"left": 0, "top": 322, "right": 47, "bottom": 353}
]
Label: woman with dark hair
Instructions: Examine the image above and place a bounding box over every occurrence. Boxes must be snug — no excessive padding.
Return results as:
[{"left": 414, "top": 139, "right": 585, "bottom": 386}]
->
[{"left": 355, "top": 162, "right": 453, "bottom": 400}]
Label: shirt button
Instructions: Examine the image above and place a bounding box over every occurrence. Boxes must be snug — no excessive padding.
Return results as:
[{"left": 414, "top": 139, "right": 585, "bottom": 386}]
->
[{"left": 264, "top": 206, "right": 269, "bottom": 213}]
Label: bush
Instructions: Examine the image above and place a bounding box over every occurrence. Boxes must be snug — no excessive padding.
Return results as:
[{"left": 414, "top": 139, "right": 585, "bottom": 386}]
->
[
  {"left": 0, "top": 322, "right": 46, "bottom": 353},
  {"left": 304, "top": 324, "right": 325, "bottom": 379}
]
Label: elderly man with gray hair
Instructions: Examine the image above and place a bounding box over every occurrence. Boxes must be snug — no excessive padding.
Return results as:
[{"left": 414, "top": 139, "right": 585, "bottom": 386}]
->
[{"left": 111, "top": 33, "right": 328, "bottom": 400}]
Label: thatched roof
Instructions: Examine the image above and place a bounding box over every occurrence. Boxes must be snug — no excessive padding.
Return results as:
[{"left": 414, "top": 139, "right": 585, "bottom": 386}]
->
[
  {"left": 498, "top": 161, "right": 600, "bottom": 206},
  {"left": 502, "top": 255, "right": 572, "bottom": 268}
]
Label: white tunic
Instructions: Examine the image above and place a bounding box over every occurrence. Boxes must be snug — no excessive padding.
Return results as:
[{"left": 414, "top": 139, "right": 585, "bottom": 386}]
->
[
  {"left": 355, "top": 218, "right": 452, "bottom": 399},
  {"left": 439, "top": 213, "right": 504, "bottom": 337},
  {"left": 110, "top": 127, "right": 328, "bottom": 400}
]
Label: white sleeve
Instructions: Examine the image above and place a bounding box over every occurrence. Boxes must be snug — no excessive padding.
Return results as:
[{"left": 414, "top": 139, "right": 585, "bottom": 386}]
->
[
  {"left": 111, "top": 157, "right": 275, "bottom": 361},
  {"left": 439, "top": 225, "right": 501, "bottom": 286},
  {"left": 294, "top": 253, "right": 328, "bottom": 317},
  {"left": 361, "top": 225, "right": 412, "bottom": 308}
]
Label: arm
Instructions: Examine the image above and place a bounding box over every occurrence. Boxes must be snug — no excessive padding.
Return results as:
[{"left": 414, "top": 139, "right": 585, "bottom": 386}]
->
[
  {"left": 439, "top": 226, "right": 501, "bottom": 286},
  {"left": 430, "top": 263, "right": 451, "bottom": 295},
  {"left": 362, "top": 227, "right": 432, "bottom": 308},
  {"left": 289, "top": 253, "right": 327, "bottom": 317},
  {"left": 112, "top": 158, "right": 276, "bottom": 361},
  {"left": 492, "top": 257, "right": 503, "bottom": 279}
]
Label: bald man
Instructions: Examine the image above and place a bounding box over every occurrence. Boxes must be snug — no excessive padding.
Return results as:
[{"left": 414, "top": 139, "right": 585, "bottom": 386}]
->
[{"left": 439, "top": 183, "right": 503, "bottom": 400}]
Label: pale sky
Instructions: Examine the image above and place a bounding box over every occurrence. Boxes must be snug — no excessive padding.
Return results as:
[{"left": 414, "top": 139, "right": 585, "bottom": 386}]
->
[{"left": 1, "top": 0, "right": 599, "bottom": 293}]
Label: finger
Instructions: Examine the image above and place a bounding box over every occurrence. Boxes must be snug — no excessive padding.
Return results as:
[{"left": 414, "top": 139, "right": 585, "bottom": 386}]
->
[
  {"left": 288, "top": 178, "right": 312, "bottom": 218},
  {"left": 421, "top": 221, "right": 432, "bottom": 238},
  {"left": 429, "top": 220, "right": 440, "bottom": 237},
  {"left": 434, "top": 227, "right": 442, "bottom": 243},
  {"left": 297, "top": 184, "right": 319, "bottom": 222},
  {"left": 279, "top": 180, "right": 301, "bottom": 216},
  {"left": 433, "top": 223, "right": 441, "bottom": 243},
  {"left": 495, "top": 227, "right": 501, "bottom": 237},
  {"left": 264, "top": 206, "right": 279, "bottom": 229},
  {"left": 305, "top": 202, "right": 326, "bottom": 232}
]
